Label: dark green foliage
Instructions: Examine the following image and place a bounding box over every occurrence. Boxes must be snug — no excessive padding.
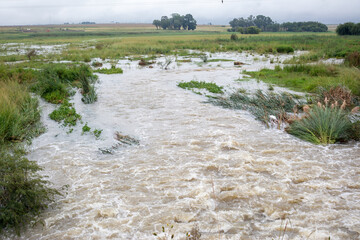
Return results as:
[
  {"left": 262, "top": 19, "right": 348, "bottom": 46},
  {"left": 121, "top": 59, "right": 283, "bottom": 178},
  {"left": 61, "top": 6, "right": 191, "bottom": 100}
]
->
[
  {"left": 93, "top": 129, "right": 102, "bottom": 139},
  {"left": 94, "top": 67, "right": 123, "bottom": 74},
  {"left": 276, "top": 46, "right": 294, "bottom": 53},
  {"left": 281, "top": 21, "right": 328, "bottom": 32},
  {"left": 245, "top": 26, "right": 261, "bottom": 34},
  {"left": 154, "top": 13, "right": 197, "bottom": 30},
  {"left": 0, "top": 149, "right": 60, "bottom": 235},
  {"left": 287, "top": 106, "right": 353, "bottom": 144},
  {"left": 49, "top": 101, "right": 81, "bottom": 127},
  {"left": 229, "top": 16, "right": 326, "bottom": 33},
  {"left": 31, "top": 64, "right": 97, "bottom": 104},
  {"left": 230, "top": 34, "right": 238, "bottom": 41},
  {"left": 336, "top": 22, "right": 360, "bottom": 35},
  {"left": 230, "top": 15, "right": 276, "bottom": 32},
  {"left": 178, "top": 81, "right": 223, "bottom": 94},
  {"left": 211, "top": 90, "right": 301, "bottom": 126},
  {"left": 82, "top": 123, "right": 91, "bottom": 134}
]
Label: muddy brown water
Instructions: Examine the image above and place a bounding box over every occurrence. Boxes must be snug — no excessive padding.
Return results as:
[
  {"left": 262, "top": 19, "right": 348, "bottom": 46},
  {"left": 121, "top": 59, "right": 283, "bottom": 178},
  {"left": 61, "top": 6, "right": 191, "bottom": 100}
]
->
[{"left": 11, "top": 53, "right": 360, "bottom": 239}]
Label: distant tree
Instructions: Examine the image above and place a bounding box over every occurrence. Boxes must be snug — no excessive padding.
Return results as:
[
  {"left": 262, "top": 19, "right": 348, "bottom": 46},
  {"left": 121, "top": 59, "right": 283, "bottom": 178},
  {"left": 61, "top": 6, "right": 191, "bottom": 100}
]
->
[
  {"left": 282, "top": 21, "right": 327, "bottom": 32},
  {"left": 152, "top": 20, "right": 161, "bottom": 29},
  {"left": 154, "top": 14, "right": 197, "bottom": 30},
  {"left": 244, "top": 26, "right": 261, "bottom": 34},
  {"left": 184, "top": 14, "right": 197, "bottom": 30},
  {"left": 336, "top": 22, "right": 360, "bottom": 35},
  {"left": 160, "top": 16, "right": 170, "bottom": 30}
]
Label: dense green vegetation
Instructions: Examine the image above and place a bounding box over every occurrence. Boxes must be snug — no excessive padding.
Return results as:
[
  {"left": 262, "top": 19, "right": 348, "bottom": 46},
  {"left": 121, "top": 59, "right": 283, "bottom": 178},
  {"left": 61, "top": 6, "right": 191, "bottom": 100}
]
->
[
  {"left": 153, "top": 13, "right": 197, "bottom": 30},
  {"left": 178, "top": 81, "right": 223, "bottom": 94},
  {"left": 336, "top": 22, "right": 360, "bottom": 35},
  {"left": 49, "top": 100, "right": 81, "bottom": 127},
  {"left": 0, "top": 67, "right": 61, "bottom": 235},
  {"left": 31, "top": 64, "right": 97, "bottom": 104},
  {"left": 0, "top": 149, "right": 60, "bottom": 236},
  {"left": 0, "top": 62, "right": 98, "bottom": 235},
  {"left": 245, "top": 64, "right": 360, "bottom": 96},
  {"left": 286, "top": 105, "right": 354, "bottom": 144},
  {"left": 0, "top": 81, "right": 41, "bottom": 144},
  {"left": 229, "top": 15, "right": 328, "bottom": 33},
  {"left": 93, "top": 66, "right": 123, "bottom": 74}
]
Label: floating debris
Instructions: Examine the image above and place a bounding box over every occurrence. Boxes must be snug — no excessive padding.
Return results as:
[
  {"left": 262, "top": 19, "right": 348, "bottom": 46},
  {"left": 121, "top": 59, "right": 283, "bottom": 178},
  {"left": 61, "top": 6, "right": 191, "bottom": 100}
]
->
[{"left": 99, "top": 132, "right": 139, "bottom": 154}]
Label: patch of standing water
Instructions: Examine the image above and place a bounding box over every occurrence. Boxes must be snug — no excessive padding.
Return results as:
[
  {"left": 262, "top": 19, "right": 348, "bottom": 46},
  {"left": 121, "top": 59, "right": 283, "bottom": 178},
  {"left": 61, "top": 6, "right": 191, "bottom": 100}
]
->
[
  {"left": 9, "top": 51, "right": 360, "bottom": 240},
  {"left": 0, "top": 43, "right": 68, "bottom": 56}
]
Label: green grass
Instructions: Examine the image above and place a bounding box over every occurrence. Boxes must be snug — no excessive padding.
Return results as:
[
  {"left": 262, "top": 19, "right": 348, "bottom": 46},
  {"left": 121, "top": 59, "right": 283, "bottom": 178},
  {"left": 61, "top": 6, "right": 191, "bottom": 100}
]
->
[
  {"left": 93, "top": 67, "right": 123, "bottom": 74},
  {"left": 49, "top": 101, "right": 81, "bottom": 127},
  {"left": 287, "top": 105, "right": 354, "bottom": 144},
  {"left": 31, "top": 64, "right": 97, "bottom": 104},
  {"left": 178, "top": 81, "right": 223, "bottom": 94},
  {"left": 0, "top": 81, "right": 41, "bottom": 144},
  {"left": 246, "top": 64, "right": 360, "bottom": 96},
  {"left": 207, "top": 59, "right": 235, "bottom": 62}
]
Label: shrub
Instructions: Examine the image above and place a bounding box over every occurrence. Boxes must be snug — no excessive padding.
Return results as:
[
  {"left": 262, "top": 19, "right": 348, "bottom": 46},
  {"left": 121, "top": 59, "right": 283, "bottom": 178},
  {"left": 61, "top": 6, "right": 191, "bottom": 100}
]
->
[
  {"left": 345, "top": 51, "right": 360, "bottom": 67},
  {"left": 230, "top": 34, "right": 238, "bottom": 41},
  {"left": 276, "top": 46, "right": 294, "bottom": 53},
  {"left": 286, "top": 105, "right": 353, "bottom": 144},
  {"left": 336, "top": 22, "right": 360, "bottom": 35},
  {"left": 0, "top": 149, "right": 60, "bottom": 235},
  {"left": 49, "top": 101, "right": 81, "bottom": 127},
  {"left": 32, "top": 64, "right": 97, "bottom": 104}
]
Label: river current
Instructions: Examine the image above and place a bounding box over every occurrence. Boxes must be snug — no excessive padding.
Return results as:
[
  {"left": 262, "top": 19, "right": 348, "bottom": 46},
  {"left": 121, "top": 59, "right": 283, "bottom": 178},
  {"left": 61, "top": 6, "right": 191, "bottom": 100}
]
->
[{"left": 15, "top": 52, "right": 360, "bottom": 239}]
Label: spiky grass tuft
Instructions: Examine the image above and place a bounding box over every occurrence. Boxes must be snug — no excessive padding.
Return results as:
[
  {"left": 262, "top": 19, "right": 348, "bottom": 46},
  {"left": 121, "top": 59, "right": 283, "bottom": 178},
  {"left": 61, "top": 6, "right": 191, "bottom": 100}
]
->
[{"left": 287, "top": 105, "right": 353, "bottom": 144}]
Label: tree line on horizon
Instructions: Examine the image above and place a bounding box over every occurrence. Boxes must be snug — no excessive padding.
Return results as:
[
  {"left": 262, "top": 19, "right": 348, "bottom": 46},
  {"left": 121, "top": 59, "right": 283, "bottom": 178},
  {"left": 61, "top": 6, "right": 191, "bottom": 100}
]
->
[
  {"left": 153, "top": 13, "right": 197, "bottom": 30},
  {"left": 336, "top": 22, "right": 360, "bottom": 35},
  {"left": 228, "top": 15, "right": 328, "bottom": 33}
]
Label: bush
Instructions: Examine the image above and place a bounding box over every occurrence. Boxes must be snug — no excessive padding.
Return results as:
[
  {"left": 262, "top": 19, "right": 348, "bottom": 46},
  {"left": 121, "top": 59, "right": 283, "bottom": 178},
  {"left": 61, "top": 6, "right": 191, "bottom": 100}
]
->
[
  {"left": 0, "top": 81, "right": 41, "bottom": 144},
  {"left": 230, "top": 34, "right": 238, "bottom": 41},
  {"left": 245, "top": 26, "right": 261, "bottom": 34},
  {"left": 336, "top": 22, "right": 360, "bottom": 35},
  {"left": 31, "top": 64, "right": 97, "bottom": 104},
  {"left": 0, "top": 149, "right": 60, "bottom": 235},
  {"left": 276, "top": 46, "right": 294, "bottom": 53},
  {"left": 49, "top": 101, "right": 81, "bottom": 127},
  {"left": 287, "top": 105, "right": 353, "bottom": 144},
  {"left": 345, "top": 51, "right": 360, "bottom": 67}
]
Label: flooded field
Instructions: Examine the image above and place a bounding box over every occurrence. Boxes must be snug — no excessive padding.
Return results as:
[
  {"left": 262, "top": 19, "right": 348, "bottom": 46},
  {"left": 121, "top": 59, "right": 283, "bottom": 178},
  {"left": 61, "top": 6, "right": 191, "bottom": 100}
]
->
[{"left": 9, "top": 52, "right": 360, "bottom": 239}]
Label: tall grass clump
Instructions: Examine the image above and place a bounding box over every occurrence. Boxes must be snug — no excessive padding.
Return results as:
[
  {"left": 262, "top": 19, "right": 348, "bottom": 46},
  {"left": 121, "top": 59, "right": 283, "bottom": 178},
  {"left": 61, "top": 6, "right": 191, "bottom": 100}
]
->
[
  {"left": 0, "top": 81, "right": 41, "bottom": 143},
  {"left": 211, "top": 90, "right": 301, "bottom": 127},
  {"left": 345, "top": 51, "right": 360, "bottom": 67},
  {"left": 286, "top": 105, "right": 353, "bottom": 144},
  {"left": 80, "top": 72, "right": 97, "bottom": 104},
  {"left": 0, "top": 148, "right": 60, "bottom": 236}
]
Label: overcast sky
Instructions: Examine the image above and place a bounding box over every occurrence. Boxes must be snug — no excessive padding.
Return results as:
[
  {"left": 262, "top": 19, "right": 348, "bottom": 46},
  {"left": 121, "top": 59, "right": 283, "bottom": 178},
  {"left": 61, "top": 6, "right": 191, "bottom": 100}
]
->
[{"left": 0, "top": 0, "right": 359, "bottom": 26}]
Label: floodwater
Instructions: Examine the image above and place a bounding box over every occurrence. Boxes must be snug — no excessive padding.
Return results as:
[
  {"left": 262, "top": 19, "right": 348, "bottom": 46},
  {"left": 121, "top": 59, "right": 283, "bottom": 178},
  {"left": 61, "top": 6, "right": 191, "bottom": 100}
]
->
[{"left": 12, "top": 52, "right": 360, "bottom": 239}]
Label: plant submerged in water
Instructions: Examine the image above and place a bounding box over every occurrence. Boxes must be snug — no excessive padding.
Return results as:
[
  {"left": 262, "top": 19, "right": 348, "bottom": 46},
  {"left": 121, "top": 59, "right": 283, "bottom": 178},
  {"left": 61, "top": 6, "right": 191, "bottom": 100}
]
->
[{"left": 287, "top": 103, "right": 354, "bottom": 144}]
